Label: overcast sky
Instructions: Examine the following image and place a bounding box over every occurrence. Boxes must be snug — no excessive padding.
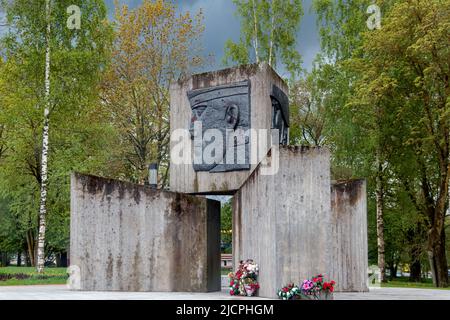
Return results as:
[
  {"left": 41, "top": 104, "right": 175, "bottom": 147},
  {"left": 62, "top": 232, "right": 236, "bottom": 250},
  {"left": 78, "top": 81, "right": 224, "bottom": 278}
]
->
[
  {"left": 1, "top": 1, "right": 321, "bottom": 74},
  {"left": 105, "top": 0, "right": 321, "bottom": 75}
]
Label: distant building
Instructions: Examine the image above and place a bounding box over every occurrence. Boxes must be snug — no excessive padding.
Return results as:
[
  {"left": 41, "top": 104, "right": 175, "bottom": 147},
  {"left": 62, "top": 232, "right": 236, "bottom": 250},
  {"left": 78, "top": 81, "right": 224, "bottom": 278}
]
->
[{"left": 221, "top": 254, "right": 233, "bottom": 269}]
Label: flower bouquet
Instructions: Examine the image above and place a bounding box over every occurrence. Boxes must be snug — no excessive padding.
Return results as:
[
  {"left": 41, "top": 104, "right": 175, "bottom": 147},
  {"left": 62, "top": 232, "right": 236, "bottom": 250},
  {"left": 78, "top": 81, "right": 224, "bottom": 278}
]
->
[
  {"left": 299, "top": 274, "right": 335, "bottom": 300},
  {"left": 277, "top": 283, "right": 300, "bottom": 300},
  {"left": 229, "top": 259, "right": 260, "bottom": 296},
  {"left": 277, "top": 275, "right": 336, "bottom": 300}
]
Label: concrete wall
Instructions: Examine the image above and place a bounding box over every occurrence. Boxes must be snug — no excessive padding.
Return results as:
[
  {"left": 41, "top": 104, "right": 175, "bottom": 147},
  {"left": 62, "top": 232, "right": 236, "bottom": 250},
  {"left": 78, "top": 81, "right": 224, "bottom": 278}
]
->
[
  {"left": 170, "top": 63, "right": 288, "bottom": 194},
  {"left": 70, "top": 173, "right": 221, "bottom": 292},
  {"left": 330, "top": 180, "right": 368, "bottom": 292},
  {"left": 233, "top": 146, "right": 332, "bottom": 298}
]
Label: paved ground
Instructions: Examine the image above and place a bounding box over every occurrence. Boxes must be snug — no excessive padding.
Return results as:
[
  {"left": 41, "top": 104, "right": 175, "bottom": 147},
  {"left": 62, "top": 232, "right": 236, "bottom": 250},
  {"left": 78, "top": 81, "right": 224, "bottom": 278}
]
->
[{"left": 0, "top": 285, "right": 449, "bottom": 300}]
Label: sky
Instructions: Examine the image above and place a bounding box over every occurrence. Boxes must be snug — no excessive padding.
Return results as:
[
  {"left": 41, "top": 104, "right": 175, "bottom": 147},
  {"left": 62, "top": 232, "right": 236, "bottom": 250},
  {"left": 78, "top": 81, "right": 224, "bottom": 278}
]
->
[
  {"left": 0, "top": 0, "right": 321, "bottom": 73},
  {"left": 105, "top": 0, "right": 321, "bottom": 75}
]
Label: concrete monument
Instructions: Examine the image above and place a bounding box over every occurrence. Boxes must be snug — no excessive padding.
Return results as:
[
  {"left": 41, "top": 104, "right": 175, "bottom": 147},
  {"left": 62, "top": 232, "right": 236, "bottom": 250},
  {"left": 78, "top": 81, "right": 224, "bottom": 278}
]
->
[{"left": 69, "top": 63, "right": 368, "bottom": 298}]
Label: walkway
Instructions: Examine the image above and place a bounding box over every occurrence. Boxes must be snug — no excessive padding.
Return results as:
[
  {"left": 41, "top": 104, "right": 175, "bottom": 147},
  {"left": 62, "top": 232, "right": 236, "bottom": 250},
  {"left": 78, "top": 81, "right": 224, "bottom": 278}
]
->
[{"left": 0, "top": 285, "right": 449, "bottom": 300}]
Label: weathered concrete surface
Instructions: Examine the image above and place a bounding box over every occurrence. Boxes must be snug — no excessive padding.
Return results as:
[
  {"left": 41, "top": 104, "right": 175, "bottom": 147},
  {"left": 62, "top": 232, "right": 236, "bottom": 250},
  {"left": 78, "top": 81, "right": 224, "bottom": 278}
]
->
[
  {"left": 233, "top": 146, "right": 332, "bottom": 298},
  {"left": 170, "top": 63, "right": 288, "bottom": 194},
  {"left": 70, "top": 173, "right": 221, "bottom": 292},
  {"left": 330, "top": 180, "right": 369, "bottom": 292}
]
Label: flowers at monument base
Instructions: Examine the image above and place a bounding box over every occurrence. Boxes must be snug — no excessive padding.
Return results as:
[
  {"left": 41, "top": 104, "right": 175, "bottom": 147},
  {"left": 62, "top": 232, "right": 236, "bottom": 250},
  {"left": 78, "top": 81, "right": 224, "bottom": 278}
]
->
[
  {"left": 228, "top": 259, "right": 260, "bottom": 296},
  {"left": 277, "top": 283, "right": 300, "bottom": 300},
  {"left": 277, "top": 275, "right": 336, "bottom": 300}
]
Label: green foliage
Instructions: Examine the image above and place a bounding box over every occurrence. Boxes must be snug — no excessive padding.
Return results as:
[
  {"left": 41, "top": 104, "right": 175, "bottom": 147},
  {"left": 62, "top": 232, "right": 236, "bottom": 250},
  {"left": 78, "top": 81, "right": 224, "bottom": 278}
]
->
[
  {"left": 102, "top": 0, "right": 205, "bottom": 186},
  {"left": 0, "top": 0, "right": 114, "bottom": 260},
  {"left": 310, "top": 0, "right": 450, "bottom": 285},
  {"left": 221, "top": 200, "right": 232, "bottom": 249},
  {"left": 224, "top": 0, "right": 303, "bottom": 77}
]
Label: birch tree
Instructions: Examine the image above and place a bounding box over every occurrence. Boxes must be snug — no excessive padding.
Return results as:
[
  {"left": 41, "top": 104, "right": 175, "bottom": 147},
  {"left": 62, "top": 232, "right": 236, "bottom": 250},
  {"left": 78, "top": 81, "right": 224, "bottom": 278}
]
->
[
  {"left": 36, "top": 0, "right": 51, "bottom": 274},
  {"left": 0, "top": 0, "right": 112, "bottom": 271},
  {"left": 224, "top": 0, "right": 303, "bottom": 77}
]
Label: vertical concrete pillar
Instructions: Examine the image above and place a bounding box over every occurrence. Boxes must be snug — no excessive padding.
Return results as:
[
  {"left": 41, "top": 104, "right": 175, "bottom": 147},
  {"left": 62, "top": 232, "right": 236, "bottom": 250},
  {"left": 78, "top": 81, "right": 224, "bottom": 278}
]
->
[
  {"left": 70, "top": 173, "right": 221, "bottom": 292},
  {"left": 233, "top": 146, "right": 332, "bottom": 298},
  {"left": 330, "top": 179, "right": 368, "bottom": 292}
]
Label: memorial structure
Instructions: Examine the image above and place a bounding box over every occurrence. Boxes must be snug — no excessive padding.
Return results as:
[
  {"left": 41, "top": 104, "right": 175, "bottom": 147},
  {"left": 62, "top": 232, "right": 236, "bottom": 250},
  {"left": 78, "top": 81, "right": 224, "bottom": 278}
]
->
[{"left": 70, "top": 63, "right": 368, "bottom": 297}]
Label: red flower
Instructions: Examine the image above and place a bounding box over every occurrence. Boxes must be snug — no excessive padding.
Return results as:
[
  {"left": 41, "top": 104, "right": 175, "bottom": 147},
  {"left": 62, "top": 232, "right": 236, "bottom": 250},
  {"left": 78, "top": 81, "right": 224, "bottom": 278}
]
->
[
  {"left": 331, "top": 280, "right": 336, "bottom": 285},
  {"left": 329, "top": 286, "right": 334, "bottom": 293}
]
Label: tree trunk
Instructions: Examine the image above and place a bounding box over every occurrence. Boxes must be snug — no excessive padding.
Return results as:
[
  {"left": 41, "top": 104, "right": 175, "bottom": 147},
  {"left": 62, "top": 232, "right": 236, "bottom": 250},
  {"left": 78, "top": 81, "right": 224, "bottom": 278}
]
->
[
  {"left": 409, "top": 259, "right": 421, "bottom": 282},
  {"left": 36, "top": 0, "right": 51, "bottom": 274},
  {"left": 427, "top": 228, "right": 448, "bottom": 287},
  {"left": 60, "top": 252, "right": 68, "bottom": 268},
  {"left": 389, "top": 264, "right": 397, "bottom": 280},
  {"left": 25, "top": 252, "right": 31, "bottom": 267},
  {"left": 268, "top": 0, "right": 275, "bottom": 66},
  {"left": 375, "top": 151, "right": 386, "bottom": 282},
  {"left": 55, "top": 252, "right": 67, "bottom": 268},
  {"left": 26, "top": 230, "right": 36, "bottom": 267},
  {"left": 408, "top": 223, "right": 424, "bottom": 282},
  {"left": 0, "top": 252, "right": 9, "bottom": 266},
  {"left": 251, "top": 0, "right": 260, "bottom": 63},
  {"left": 17, "top": 251, "right": 22, "bottom": 267}
]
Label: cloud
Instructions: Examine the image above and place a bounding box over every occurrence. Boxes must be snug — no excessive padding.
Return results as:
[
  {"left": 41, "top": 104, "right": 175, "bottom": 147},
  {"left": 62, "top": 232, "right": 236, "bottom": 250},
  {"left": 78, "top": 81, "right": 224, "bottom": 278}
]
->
[
  {"left": 177, "top": 0, "right": 321, "bottom": 74},
  {"left": 105, "top": 0, "right": 321, "bottom": 74},
  {"left": 176, "top": 0, "right": 241, "bottom": 71}
]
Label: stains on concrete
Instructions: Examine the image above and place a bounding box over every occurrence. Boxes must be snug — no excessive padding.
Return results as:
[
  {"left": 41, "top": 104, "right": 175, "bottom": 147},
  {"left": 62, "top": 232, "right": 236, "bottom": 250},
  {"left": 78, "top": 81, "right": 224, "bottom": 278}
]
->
[
  {"left": 132, "top": 185, "right": 141, "bottom": 204},
  {"left": 331, "top": 179, "right": 365, "bottom": 207},
  {"left": 70, "top": 173, "right": 221, "bottom": 292},
  {"left": 282, "top": 145, "right": 328, "bottom": 155},
  {"left": 232, "top": 146, "right": 332, "bottom": 298},
  {"left": 189, "top": 64, "right": 260, "bottom": 90},
  {"left": 106, "top": 252, "right": 113, "bottom": 286},
  {"left": 330, "top": 179, "right": 368, "bottom": 292}
]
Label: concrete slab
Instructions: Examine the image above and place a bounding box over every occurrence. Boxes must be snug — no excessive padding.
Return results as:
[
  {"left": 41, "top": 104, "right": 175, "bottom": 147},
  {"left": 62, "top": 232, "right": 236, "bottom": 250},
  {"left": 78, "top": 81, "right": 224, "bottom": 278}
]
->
[
  {"left": 331, "top": 179, "right": 368, "bottom": 292},
  {"left": 71, "top": 173, "right": 221, "bottom": 292},
  {"left": 0, "top": 285, "right": 449, "bottom": 300},
  {"left": 233, "top": 146, "right": 332, "bottom": 298}
]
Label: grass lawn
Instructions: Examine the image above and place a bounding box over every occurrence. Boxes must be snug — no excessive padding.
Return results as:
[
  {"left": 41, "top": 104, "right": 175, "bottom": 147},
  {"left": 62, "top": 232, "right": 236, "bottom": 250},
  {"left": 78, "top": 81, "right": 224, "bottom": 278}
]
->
[
  {"left": 221, "top": 268, "right": 232, "bottom": 276},
  {"left": 381, "top": 277, "right": 450, "bottom": 290},
  {"left": 0, "top": 266, "right": 68, "bottom": 286}
]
